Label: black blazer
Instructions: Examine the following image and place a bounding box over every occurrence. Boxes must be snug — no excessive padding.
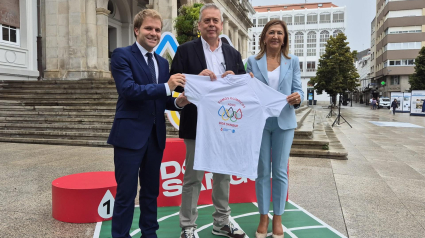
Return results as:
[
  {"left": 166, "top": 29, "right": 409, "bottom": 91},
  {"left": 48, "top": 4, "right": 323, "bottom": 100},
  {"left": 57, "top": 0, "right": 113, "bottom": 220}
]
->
[{"left": 170, "top": 37, "right": 246, "bottom": 140}]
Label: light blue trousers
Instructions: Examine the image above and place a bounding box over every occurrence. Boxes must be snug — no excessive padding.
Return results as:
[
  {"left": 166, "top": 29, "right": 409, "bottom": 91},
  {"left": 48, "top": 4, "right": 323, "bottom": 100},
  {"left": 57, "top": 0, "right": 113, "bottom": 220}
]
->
[{"left": 256, "top": 117, "right": 294, "bottom": 215}]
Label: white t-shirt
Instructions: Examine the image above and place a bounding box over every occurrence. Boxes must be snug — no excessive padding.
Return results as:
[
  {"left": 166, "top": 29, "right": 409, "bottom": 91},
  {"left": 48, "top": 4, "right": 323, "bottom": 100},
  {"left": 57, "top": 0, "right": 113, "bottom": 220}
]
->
[
  {"left": 184, "top": 73, "right": 288, "bottom": 179},
  {"left": 267, "top": 66, "right": 280, "bottom": 91}
]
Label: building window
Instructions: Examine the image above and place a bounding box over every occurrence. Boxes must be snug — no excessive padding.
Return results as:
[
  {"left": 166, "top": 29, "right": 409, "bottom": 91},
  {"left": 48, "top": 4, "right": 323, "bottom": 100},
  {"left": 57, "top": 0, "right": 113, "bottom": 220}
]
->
[
  {"left": 333, "top": 30, "right": 343, "bottom": 38},
  {"left": 386, "top": 26, "right": 422, "bottom": 34},
  {"left": 388, "top": 59, "right": 415, "bottom": 66},
  {"left": 294, "top": 32, "right": 304, "bottom": 56},
  {"left": 258, "top": 17, "right": 268, "bottom": 27},
  {"left": 252, "top": 19, "right": 256, "bottom": 26},
  {"left": 320, "top": 12, "right": 331, "bottom": 23},
  {"left": 386, "top": 42, "right": 422, "bottom": 50},
  {"left": 307, "top": 61, "right": 316, "bottom": 72},
  {"left": 319, "top": 30, "right": 330, "bottom": 56},
  {"left": 294, "top": 14, "right": 305, "bottom": 25},
  {"left": 299, "top": 61, "right": 304, "bottom": 72},
  {"left": 251, "top": 35, "right": 256, "bottom": 52},
  {"left": 288, "top": 33, "right": 291, "bottom": 54},
  {"left": 282, "top": 15, "right": 292, "bottom": 25},
  {"left": 390, "top": 75, "right": 400, "bottom": 85},
  {"left": 270, "top": 15, "right": 280, "bottom": 21},
  {"left": 0, "top": 24, "right": 19, "bottom": 46},
  {"left": 307, "top": 31, "right": 316, "bottom": 56},
  {"left": 307, "top": 14, "right": 318, "bottom": 24},
  {"left": 333, "top": 12, "right": 344, "bottom": 23}
]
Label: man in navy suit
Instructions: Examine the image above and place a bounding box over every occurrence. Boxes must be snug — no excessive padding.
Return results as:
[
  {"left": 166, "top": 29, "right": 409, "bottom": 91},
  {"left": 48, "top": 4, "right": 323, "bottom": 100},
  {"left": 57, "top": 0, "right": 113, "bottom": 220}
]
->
[{"left": 107, "top": 9, "right": 189, "bottom": 238}]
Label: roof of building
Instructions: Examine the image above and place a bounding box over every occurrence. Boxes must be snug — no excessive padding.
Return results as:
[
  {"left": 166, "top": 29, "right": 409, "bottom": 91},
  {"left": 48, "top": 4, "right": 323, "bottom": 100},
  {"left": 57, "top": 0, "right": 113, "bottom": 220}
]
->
[
  {"left": 254, "top": 2, "right": 338, "bottom": 12},
  {"left": 356, "top": 48, "right": 371, "bottom": 61}
]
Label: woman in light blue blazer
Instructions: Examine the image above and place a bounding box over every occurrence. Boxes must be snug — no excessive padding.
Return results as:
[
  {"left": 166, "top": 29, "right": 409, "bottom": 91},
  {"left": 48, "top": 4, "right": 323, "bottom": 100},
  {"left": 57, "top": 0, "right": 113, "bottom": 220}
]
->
[{"left": 246, "top": 19, "right": 304, "bottom": 238}]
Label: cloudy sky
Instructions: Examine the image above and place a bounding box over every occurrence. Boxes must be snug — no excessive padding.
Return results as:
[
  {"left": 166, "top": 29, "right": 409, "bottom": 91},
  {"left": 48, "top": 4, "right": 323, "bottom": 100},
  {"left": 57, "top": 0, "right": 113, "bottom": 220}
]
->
[{"left": 250, "top": 0, "right": 376, "bottom": 52}]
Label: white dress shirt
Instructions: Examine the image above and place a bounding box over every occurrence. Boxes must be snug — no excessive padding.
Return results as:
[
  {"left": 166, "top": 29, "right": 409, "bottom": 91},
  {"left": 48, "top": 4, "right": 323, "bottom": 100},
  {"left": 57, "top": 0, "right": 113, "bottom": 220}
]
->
[
  {"left": 267, "top": 66, "right": 280, "bottom": 91},
  {"left": 201, "top": 37, "right": 226, "bottom": 76},
  {"left": 135, "top": 41, "right": 171, "bottom": 96}
]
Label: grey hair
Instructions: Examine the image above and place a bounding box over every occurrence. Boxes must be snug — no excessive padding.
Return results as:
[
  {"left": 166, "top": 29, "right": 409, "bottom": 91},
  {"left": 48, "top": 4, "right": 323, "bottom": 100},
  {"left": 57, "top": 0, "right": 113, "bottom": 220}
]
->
[{"left": 198, "top": 3, "right": 224, "bottom": 22}]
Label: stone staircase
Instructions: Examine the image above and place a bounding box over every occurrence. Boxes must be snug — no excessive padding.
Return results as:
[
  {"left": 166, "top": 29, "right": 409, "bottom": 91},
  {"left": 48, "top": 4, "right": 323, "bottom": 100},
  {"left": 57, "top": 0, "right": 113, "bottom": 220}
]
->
[{"left": 0, "top": 79, "right": 346, "bottom": 159}]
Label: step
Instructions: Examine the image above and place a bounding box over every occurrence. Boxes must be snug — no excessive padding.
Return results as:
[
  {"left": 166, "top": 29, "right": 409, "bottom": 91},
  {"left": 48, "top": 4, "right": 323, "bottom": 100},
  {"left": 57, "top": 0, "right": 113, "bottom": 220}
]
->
[
  {"left": 0, "top": 137, "right": 110, "bottom": 147},
  {"left": 0, "top": 111, "right": 115, "bottom": 117},
  {"left": 291, "top": 138, "right": 329, "bottom": 150},
  {"left": 296, "top": 107, "right": 312, "bottom": 129},
  {"left": 0, "top": 116, "right": 113, "bottom": 124},
  {"left": 294, "top": 110, "right": 314, "bottom": 139},
  {"left": 1, "top": 78, "right": 115, "bottom": 85},
  {"left": 15, "top": 101, "right": 116, "bottom": 106},
  {"left": 0, "top": 89, "right": 118, "bottom": 94},
  {"left": 1, "top": 84, "right": 117, "bottom": 89},
  {"left": 0, "top": 130, "right": 110, "bottom": 139},
  {"left": 0, "top": 123, "right": 112, "bottom": 132},
  {"left": 0, "top": 94, "right": 118, "bottom": 100},
  {"left": 290, "top": 148, "right": 347, "bottom": 159}
]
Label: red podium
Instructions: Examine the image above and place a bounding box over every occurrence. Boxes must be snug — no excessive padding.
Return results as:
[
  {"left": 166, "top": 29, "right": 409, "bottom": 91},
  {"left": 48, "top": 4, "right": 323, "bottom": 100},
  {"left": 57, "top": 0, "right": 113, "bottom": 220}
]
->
[{"left": 52, "top": 171, "right": 117, "bottom": 223}]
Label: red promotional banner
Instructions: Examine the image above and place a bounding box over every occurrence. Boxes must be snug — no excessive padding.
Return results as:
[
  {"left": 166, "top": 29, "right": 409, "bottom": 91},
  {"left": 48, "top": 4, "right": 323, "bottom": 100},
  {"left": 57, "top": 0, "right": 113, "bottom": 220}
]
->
[{"left": 158, "top": 138, "right": 257, "bottom": 207}]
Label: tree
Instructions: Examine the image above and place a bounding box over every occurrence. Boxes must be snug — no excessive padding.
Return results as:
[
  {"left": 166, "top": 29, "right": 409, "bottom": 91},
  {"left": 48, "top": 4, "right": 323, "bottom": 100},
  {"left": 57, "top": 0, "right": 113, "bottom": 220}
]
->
[
  {"left": 308, "top": 33, "right": 359, "bottom": 105},
  {"left": 409, "top": 46, "right": 425, "bottom": 91},
  {"left": 173, "top": 3, "right": 203, "bottom": 45}
]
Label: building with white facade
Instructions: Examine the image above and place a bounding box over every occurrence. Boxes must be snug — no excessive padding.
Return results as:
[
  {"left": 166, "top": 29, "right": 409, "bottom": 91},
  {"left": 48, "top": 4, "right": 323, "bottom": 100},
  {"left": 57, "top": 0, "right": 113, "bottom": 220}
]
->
[
  {"left": 355, "top": 49, "right": 372, "bottom": 103},
  {"left": 249, "top": 2, "right": 347, "bottom": 103},
  {"left": 0, "top": 0, "right": 254, "bottom": 81}
]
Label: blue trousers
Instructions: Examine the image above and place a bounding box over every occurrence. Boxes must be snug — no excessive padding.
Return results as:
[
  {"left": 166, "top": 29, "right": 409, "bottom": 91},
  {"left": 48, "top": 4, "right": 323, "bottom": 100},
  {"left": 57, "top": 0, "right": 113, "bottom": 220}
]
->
[
  {"left": 256, "top": 117, "right": 294, "bottom": 215},
  {"left": 112, "top": 125, "right": 163, "bottom": 238}
]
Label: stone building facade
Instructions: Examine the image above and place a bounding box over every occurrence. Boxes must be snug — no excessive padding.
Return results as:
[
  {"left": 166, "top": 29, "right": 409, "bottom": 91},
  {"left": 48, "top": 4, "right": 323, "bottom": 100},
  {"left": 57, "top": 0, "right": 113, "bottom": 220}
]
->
[{"left": 0, "top": 0, "right": 254, "bottom": 81}]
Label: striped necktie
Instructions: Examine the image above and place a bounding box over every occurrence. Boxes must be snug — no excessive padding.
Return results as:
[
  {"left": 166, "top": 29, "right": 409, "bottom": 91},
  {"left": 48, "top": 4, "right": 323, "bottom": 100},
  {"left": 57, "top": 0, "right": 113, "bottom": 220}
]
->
[{"left": 146, "top": 52, "right": 157, "bottom": 84}]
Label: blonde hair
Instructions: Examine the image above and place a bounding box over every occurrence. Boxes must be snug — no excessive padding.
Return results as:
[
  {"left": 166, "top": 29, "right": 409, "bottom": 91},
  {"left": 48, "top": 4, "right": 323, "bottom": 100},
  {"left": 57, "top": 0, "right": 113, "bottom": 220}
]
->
[
  {"left": 255, "top": 19, "right": 291, "bottom": 60},
  {"left": 133, "top": 9, "right": 163, "bottom": 38}
]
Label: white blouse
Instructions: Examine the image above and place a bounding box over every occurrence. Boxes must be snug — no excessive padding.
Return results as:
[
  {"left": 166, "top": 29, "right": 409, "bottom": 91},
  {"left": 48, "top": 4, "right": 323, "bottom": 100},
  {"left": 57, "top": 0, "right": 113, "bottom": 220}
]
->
[{"left": 267, "top": 66, "right": 280, "bottom": 90}]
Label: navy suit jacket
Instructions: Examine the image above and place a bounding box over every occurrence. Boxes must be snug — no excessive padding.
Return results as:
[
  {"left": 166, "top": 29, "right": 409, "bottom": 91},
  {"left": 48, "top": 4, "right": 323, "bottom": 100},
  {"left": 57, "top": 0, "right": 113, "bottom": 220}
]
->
[{"left": 107, "top": 43, "right": 179, "bottom": 150}]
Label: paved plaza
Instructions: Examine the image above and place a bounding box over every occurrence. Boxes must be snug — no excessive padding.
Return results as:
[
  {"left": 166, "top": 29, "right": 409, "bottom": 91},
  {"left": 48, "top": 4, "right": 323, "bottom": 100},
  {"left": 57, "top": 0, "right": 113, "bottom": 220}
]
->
[{"left": 0, "top": 104, "right": 424, "bottom": 237}]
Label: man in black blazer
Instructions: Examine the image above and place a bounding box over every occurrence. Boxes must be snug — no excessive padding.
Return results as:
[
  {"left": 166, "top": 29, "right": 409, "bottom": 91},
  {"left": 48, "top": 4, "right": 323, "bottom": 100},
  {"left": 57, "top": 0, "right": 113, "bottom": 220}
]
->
[{"left": 170, "top": 3, "right": 246, "bottom": 238}]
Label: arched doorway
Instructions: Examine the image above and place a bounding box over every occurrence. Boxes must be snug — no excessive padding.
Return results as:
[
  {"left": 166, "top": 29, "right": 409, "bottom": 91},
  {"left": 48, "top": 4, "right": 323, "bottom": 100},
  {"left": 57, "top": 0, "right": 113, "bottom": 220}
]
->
[{"left": 108, "top": 0, "right": 132, "bottom": 58}]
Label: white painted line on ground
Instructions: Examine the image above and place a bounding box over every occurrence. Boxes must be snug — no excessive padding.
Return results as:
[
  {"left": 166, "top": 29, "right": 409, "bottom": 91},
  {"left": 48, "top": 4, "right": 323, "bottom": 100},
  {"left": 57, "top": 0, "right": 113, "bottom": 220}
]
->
[
  {"left": 130, "top": 205, "right": 214, "bottom": 237},
  {"left": 288, "top": 200, "right": 347, "bottom": 238},
  {"left": 229, "top": 215, "right": 250, "bottom": 238},
  {"left": 232, "top": 211, "right": 260, "bottom": 219},
  {"left": 252, "top": 202, "right": 298, "bottom": 238},
  {"left": 194, "top": 222, "right": 213, "bottom": 237},
  {"left": 93, "top": 222, "right": 102, "bottom": 238},
  {"left": 289, "top": 225, "right": 326, "bottom": 231}
]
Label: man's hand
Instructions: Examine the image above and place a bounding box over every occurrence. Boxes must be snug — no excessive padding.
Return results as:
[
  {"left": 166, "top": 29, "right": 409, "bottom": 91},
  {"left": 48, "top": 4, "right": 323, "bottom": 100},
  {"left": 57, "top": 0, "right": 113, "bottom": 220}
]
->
[
  {"left": 176, "top": 92, "right": 191, "bottom": 108},
  {"left": 221, "top": 71, "right": 235, "bottom": 78},
  {"left": 168, "top": 74, "right": 186, "bottom": 91},
  {"left": 199, "top": 69, "right": 217, "bottom": 81},
  {"left": 287, "top": 92, "right": 301, "bottom": 106}
]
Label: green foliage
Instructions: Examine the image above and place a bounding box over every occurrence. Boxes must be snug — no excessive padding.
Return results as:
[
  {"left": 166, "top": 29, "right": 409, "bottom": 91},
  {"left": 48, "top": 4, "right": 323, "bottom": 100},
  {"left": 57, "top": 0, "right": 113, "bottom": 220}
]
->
[
  {"left": 409, "top": 46, "right": 425, "bottom": 91},
  {"left": 173, "top": 3, "right": 203, "bottom": 45},
  {"left": 308, "top": 33, "right": 360, "bottom": 103}
]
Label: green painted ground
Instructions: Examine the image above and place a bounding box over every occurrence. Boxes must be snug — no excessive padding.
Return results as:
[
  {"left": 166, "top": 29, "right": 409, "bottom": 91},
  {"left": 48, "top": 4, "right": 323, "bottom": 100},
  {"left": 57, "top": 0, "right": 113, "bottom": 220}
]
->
[{"left": 94, "top": 200, "right": 346, "bottom": 238}]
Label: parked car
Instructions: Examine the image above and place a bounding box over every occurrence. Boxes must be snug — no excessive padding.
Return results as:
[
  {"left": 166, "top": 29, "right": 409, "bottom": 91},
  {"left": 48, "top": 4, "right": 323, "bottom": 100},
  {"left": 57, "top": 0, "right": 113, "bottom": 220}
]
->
[{"left": 379, "top": 97, "right": 391, "bottom": 109}]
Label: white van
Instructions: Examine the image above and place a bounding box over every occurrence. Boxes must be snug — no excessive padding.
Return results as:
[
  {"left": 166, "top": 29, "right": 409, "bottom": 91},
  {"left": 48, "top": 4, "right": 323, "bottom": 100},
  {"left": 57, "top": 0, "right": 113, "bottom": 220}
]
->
[{"left": 379, "top": 97, "right": 391, "bottom": 109}]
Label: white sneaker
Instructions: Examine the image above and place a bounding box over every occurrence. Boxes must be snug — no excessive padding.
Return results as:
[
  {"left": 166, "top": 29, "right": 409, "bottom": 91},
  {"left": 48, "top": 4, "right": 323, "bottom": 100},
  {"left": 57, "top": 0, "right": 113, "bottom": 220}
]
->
[
  {"left": 180, "top": 227, "right": 195, "bottom": 238},
  {"left": 212, "top": 222, "right": 246, "bottom": 238}
]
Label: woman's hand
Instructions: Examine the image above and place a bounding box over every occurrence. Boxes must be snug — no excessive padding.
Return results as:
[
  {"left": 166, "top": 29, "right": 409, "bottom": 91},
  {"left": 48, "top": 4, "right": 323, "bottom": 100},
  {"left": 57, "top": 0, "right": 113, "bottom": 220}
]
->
[
  {"left": 287, "top": 92, "right": 301, "bottom": 105},
  {"left": 249, "top": 72, "right": 254, "bottom": 78}
]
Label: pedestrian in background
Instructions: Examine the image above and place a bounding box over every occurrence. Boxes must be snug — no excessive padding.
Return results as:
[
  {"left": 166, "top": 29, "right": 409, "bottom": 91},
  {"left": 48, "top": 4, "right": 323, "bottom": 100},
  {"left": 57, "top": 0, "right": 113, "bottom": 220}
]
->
[
  {"left": 391, "top": 99, "right": 398, "bottom": 115},
  {"left": 370, "top": 98, "right": 373, "bottom": 109},
  {"left": 377, "top": 97, "right": 380, "bottom": 109},
  {"left": 372, "top": 98, "right": 377, "bottom": 110}
]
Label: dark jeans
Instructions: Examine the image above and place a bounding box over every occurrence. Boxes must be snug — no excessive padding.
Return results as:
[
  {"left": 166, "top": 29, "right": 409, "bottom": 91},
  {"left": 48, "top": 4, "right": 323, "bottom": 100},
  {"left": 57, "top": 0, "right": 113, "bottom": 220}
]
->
[{"left": 393, "top": 108, "right": 396, "bottom": 115}]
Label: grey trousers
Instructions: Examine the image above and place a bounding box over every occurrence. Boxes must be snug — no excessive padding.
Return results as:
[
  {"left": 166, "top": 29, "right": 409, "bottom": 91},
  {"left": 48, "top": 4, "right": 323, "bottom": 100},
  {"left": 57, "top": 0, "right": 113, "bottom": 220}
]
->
[{"left": 179, "top": 139, "right": 231, "bottom": 229}]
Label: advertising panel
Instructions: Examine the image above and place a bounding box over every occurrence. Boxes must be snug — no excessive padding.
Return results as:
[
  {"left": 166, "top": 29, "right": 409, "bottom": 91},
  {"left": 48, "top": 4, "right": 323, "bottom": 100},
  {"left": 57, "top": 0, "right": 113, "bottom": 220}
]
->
[
  {"left": 402, "top": 92, "right": 411, "bottom": 112},
  {"left": 390, "top": 92, "right": 403, "bottom": 112},
  {"left": 410, "top": 90, "right": 425, "bottom": 116}
]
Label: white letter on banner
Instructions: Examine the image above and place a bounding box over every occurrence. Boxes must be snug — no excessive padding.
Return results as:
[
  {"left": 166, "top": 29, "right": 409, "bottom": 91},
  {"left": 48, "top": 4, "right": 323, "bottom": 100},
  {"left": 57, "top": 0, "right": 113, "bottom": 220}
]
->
[
  {"left": 163, "top": 179, "right": 182, "bottom": 197},
  {"left": 230, "top": 176, "right": 247, "bottom": 185},
  {"left": 205, "top": 173, "right": 213, "bottom": 190},
  {"left": 161, "top": 161, "right": 181, "bottom": 180}
]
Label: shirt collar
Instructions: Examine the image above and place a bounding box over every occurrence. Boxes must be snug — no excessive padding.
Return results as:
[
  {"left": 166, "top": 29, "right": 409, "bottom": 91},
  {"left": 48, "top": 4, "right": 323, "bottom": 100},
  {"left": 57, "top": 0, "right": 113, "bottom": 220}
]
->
[
  {"left": 200, "top": 36, "right": 222, "bottom": 52},
  {"left": 135, "top": 41, "right": 154, "bottom": 57}
]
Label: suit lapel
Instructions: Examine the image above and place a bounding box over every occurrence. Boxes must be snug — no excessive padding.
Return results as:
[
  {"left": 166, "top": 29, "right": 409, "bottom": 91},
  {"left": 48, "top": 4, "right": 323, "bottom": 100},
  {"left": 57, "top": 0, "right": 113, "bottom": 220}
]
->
[
  {"left": 279, "top": 55, "right": 291, "bottom": 86},
  {"left": 222, "top": 43, "right": 231, "bottom": 71},
  {"left": 256, "top": 54, "right": 269, "bottom": 84},
  {"left": 194, "top": 38, "right": 207, "bottom": 70},
  {"left": 131, "top": 43, "right": 154, "bottom": 84}
]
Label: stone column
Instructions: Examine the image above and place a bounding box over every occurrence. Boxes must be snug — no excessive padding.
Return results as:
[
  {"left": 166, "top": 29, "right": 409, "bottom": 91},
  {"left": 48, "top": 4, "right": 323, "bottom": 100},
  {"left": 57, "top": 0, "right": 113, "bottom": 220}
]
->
[
  {"left": 155, "top": 0, "right": 177, "bottom": 35},
  {"left": 86, "top": 0, "right": 98, "bottom": 71},
  {"left": 233, "top": 27, "right": 239, "bottom": 51},
  {"left": 68, "top": 0, "right": 88, "bottom": 79},
  {"left": 96, "top": 0, "right": 110, "bottom": 77},
  {"left": 223, "top": 16, "right": 229, "bottom": 36},
  {"left": 241, "top": 34, "right": 247, "bottom": 59},
  {"left": 44, "top": 0, "right": 69, "bottom": 79}
]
